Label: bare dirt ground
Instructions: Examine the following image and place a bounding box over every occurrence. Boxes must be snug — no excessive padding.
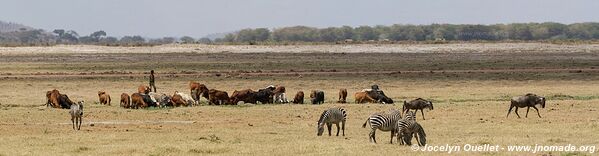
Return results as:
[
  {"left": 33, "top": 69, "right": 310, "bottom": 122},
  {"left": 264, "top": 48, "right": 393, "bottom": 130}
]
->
[{"left": 1, "top": 44, "right": 598, "bottom": 155}]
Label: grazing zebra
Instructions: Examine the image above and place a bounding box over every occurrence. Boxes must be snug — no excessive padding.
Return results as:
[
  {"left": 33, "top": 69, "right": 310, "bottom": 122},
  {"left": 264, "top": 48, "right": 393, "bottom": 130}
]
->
[
  {"left": 317, "top": 107, "right": 347, "bottom": 136},
  {"left": 69, "top": 101, "right": 84, "bottom": 130},
  {"left": 397, "top": 111, "right": 426, "bottom": 146},
  {"left": 362, "top": 109, "right": 402, "bottom": 143}
]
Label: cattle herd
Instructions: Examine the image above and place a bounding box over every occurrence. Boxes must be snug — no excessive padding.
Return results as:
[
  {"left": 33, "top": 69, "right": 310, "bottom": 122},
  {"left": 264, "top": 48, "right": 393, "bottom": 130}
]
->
[{"left": 45, "top": 82, "right": 547, "bottom": 146}]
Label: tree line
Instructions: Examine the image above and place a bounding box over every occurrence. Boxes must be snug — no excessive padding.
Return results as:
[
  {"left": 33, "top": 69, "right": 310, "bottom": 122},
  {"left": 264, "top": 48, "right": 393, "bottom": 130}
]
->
[
  {"left": 0, "top": 26, "right": 211, "bottom": 46},
  {"left": 220, "top": 22, "right": 599, "bottom": 43},
  {"left": 1, "top": 22, "right": 599, "bottom": 46}
]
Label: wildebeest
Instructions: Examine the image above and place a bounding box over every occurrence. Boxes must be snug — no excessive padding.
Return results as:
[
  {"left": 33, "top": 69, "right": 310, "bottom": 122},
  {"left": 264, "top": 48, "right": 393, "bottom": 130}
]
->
[
  {"left": 120, "top": 93, "right": 131, "bottom": 108},
  {"left": 403, "top": 98, "right": 434, "bottom": 120},
  {"left": 189, "top": 81, "right": 209, "bottom": 105},
  {"left": 208, "top": 89, "right": 230, "bottom": 105},
  {"left": 337, "top": 89, "right": 347, "bottom": 103},
  {"left": 292, "top": 91, "right": 304, "bottom": 104},
  {"left": 507, "top": 93, "right": 546, "bottom": 118},
  {"left": 69, "top": 101, "right": 84, "bottom": 130},
  {"left": 98, "top": 91, "right": 111, "bottom": 105},
  {"left": 310, "top": 90, "right": 325, "bottom": 104},
  {"left": 230, "top": 89, "right": 257, "bottom": 104},
  {"left": 354, "top": 91, "right": 377, "bottom": 103},
  {"left": 273, "top": 86, "right": 288, "bottom": 103},
  {"left": 138, "top": 85, "right": 150, "bottom": 94}
]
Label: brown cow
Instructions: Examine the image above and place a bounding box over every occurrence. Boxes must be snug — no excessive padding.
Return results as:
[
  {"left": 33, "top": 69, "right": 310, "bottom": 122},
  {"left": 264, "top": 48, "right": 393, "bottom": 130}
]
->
[
  {"left": 208, "top": 89, "right": 230, "bottom": 105},
  {"left": 138, "top": 85, "right": 150, "bottom": 94},
  {"left": 46, "top": 90, "right": 61, "bottom": 108},
  {"left": 120, "top": 93, "right": 131, "bottom": 108},
  {"left": 189, "top": 81, "right": 200, "bottom": 101},
  {"left": 230, "top": 89, "right": 257, "bottom": 104},
  {"left": 292, "top": 91, "right": 304, "bottom": 104},
  {"left": 355, "top": 91, "right": 376, "bottom": 104},
  {"left": 98, "top": 91, "right": 111, "bottom": 105},
  {"left": 170, "top": 93, "right": 187, "bottom": 107},
  {"left": 130, "top": 93, "right": 147, "bottom": 109},
  {"left": 338, "top": 89, "right": 348, "bottom": 103}
]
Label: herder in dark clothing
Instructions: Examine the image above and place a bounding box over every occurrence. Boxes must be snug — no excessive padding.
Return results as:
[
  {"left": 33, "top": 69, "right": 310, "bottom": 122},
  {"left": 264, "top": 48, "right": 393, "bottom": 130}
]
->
[{"left": 149, "top": 70, "right": 157, "bottom": 92}]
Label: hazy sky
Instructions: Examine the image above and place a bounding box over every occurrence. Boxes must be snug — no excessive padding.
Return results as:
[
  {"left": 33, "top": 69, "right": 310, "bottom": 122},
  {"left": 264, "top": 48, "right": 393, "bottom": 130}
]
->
[{"left": 1, "top": 0, "right": 598, "bottom": 38}]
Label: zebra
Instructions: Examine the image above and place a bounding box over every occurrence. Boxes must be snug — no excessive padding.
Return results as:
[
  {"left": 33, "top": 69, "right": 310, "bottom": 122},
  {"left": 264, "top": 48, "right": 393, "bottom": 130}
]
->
[
  {"left": 397, "top": 111, "right": 426, "bottom": 146},
  {"left": 362, "top": 109, "right": 402, "bottom": 143},
  {"left": 317, "top": 107, "right": 347, "bottom": 136},
  {"left": 69, "top": 101, "right": 84, "bottom": 130}
]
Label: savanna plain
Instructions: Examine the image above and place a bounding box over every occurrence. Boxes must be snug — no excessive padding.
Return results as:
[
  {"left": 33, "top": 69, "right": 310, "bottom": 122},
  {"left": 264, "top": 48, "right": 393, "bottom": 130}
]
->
[{"left": 0, "top": 43, "right": 598, "bottom": 156}]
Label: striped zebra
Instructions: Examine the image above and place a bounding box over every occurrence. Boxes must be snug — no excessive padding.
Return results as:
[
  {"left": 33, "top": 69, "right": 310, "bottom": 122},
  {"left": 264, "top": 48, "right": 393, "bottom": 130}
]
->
[
  {"left": 317, "top": 107, "right": 347, "bottom": 136},
  {"left": 397, "top": 111, "right": 426, "bottom": 146},
  {"left": 362, "top": 109, "right": 402, "bottom": 143}
]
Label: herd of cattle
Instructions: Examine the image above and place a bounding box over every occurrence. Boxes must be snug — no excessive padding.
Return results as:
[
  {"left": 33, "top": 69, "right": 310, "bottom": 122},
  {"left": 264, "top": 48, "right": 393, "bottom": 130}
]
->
[
  {"left": 45, "top": 83, "right": 398, "bottom": 109},
  {"left": 45, "top": 82, "right": 547, "bottom": 146}
]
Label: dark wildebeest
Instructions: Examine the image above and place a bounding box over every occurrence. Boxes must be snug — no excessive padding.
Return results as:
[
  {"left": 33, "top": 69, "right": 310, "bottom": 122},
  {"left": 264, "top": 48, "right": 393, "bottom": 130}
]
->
[
  {"left": 337, "top": 89, "right": 347, "bottom": 103},
  {"left": 273, "top": 85, "right": 288, "bottom": 103},
  {"left": 292, "top": 91, "right": 304, "bottom": 104},
  {"left": 138, "top": 85, "right": 150, "bottom": 94},
  {"left": 208, "top": 89, "right": 230, "bottom": 105},
  {"left": 230, "top": 89, "right": 257, "bottom": 104},
  {"left": 403, "top": 98, "right": 434, "bottom": 120},
  {"left": 120, "top": 93, "right": 131, "bottom": 108},
  {"left": 507, "top": 93, "right": 546, "bottom": 118},
  {"left": 98, "top": 91, "right": 111, "bottom": 105},
  {"left": 310, "top": 90, "right": 325, "bottom": 104},
  {"left": 354, "top": 91, "right": 377, "bottom": 104},
  {"left": 69, "top": 101, "right": 84, "bottom": 130},
  {"left": 130, "top": 93, "right": 147, "bottom": 109}
]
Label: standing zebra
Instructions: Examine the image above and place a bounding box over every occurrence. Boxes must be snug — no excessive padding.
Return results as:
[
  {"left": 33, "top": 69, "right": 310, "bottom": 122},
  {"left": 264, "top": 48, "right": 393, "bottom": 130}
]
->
[
  {"left": 317, "top": 107, "right": 347, "bottom": 136},
  {"left": 69, "top": 101, "right": 84, "bottom": 130},
  {"left": 397, "top": 111, "right": 426, "bottom": 146},
  {"left": 362, "top": 109, "right": 402, "bottom": 143}
]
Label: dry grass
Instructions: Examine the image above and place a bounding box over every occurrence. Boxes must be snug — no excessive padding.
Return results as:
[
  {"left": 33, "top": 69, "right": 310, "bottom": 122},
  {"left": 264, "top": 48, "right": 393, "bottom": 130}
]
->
[
  {"left": 1, "top": 79, "right": 599, "bottom": 155},
  {"left": 0, "top": 45, "right": 598, "bottom": 155}
]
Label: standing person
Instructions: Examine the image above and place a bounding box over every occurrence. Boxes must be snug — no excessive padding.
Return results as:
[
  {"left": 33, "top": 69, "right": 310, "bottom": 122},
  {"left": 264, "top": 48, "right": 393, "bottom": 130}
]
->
[{"left": 149, "top": 70, "right": 156, "bottom": 92}]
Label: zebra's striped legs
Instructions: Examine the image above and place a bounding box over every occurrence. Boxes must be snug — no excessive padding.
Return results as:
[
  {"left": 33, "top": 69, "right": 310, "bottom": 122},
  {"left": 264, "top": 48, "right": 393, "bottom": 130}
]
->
[
  {"left": 369, "top": 129, "right": 377, "bottom": 143},
  {"left": 390, "top": 130, "right": 396, "bottom": 144}
]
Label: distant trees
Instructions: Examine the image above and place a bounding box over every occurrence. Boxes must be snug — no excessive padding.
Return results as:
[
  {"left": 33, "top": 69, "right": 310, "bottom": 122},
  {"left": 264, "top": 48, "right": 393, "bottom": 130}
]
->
[
  {"left": 213, "top": 22, "right": 599, "bottom": 44},
  {"left": 180, "top": 36, "right": 195, "bottom": 44},
  {"left": 3, "top": 22, "right": 599, "bottom": 47}
]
